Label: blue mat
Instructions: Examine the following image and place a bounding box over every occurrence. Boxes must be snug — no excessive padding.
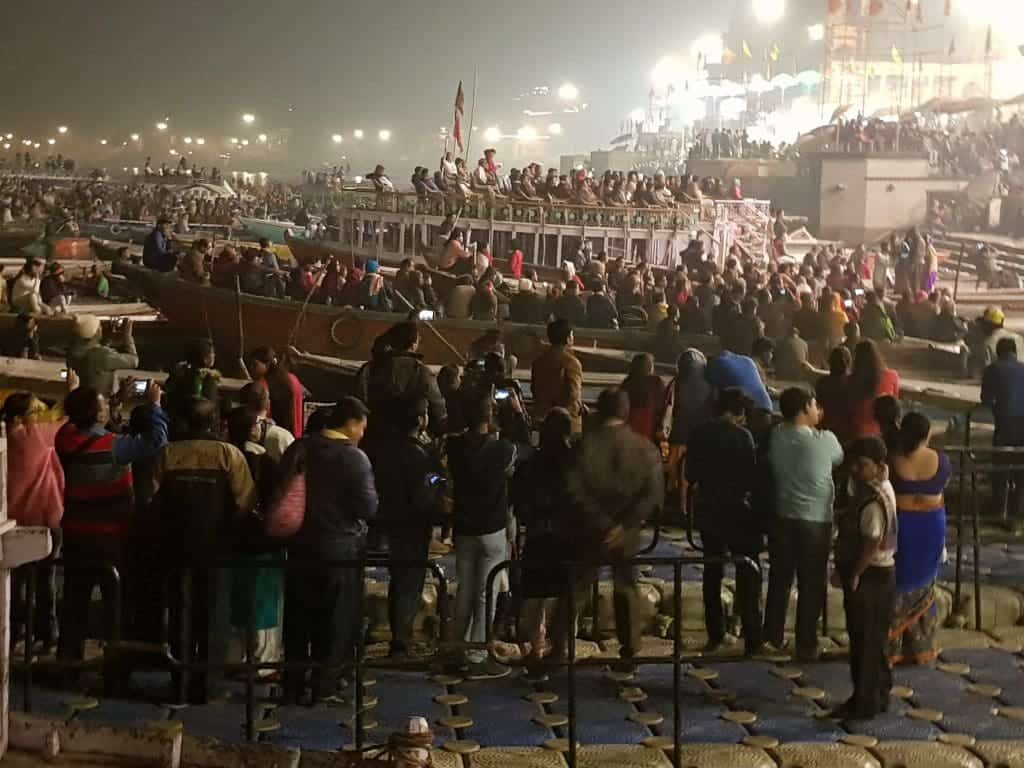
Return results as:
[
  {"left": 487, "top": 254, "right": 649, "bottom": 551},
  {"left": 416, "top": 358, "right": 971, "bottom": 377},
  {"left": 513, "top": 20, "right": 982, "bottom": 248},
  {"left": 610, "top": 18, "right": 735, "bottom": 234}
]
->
[
  {"left": 842, "top": 710, "right": 942, "bottom": 740},
  {"left": 371, "top": 670, "right": 450, "bottom": 738},
  {"left": 266, "top": 705, "right": 347, "bottom": 751},
  {"left": 458, "top": 683, "right": 553, "bottom": 747},
  {"left": 749, "top": 712, "right": 845, "bottom": 742},
  {"left": 10, "top": 683, "right": 72, "bottom": 719}
]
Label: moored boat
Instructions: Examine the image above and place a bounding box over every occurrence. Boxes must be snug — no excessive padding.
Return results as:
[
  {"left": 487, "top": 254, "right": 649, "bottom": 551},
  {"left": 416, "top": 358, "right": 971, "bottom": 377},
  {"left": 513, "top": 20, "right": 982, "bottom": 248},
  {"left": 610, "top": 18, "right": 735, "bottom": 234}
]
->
[{"left": 240, "top": 216, "right": 302, "bottom": 245}]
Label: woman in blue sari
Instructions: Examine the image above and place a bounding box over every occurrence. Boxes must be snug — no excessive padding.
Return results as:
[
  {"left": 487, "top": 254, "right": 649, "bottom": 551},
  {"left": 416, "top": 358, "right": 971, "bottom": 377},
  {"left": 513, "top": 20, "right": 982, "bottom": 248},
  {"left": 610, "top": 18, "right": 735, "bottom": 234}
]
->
[{"left": 888, "top": 412, "right": 951, "bottom": 665}]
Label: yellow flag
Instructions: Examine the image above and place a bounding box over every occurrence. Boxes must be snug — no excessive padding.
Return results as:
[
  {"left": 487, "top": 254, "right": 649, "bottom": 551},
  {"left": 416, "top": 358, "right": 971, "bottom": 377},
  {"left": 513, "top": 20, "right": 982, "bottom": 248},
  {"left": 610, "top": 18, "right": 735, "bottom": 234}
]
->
[
  {"left": 891, "top": 44, "right": 903, "bottom": 64},
  {"left": 770, "top": 43, "right": 780, "bottom": 62},
  {"left": 742, "top": 40, "right": 753, "bottom": 59}
]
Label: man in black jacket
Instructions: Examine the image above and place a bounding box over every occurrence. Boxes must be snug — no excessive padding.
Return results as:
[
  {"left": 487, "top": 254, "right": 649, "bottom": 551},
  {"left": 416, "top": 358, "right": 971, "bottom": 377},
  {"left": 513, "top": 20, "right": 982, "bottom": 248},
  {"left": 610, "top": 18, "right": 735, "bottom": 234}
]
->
[
  {"left": 686, "top": 388, "right": 763, "bottom": 655},
  {"left": 283, "top": 397, "right": 378, "bottom": 703},
  {"left": 360, "top": 322, "right": 447, "bottom": 450},
  {"left": 373, "top": 397, "right": 445, "bottom": 657}
]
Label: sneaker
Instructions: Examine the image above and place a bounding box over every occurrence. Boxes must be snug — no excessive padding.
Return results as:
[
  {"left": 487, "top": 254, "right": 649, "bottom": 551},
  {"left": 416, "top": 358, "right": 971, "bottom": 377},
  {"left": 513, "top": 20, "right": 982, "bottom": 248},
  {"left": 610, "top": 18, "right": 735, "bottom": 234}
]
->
[{"left": 465, "top": 659, "right": 511, "bottom": 680}]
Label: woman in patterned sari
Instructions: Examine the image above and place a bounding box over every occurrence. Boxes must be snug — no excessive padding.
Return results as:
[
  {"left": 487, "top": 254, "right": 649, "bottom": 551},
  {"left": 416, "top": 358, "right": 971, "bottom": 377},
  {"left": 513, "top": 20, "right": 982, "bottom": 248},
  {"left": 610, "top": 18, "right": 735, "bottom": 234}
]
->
[{"left": 888, "top": 412, "right": 951, "bottom": 665}]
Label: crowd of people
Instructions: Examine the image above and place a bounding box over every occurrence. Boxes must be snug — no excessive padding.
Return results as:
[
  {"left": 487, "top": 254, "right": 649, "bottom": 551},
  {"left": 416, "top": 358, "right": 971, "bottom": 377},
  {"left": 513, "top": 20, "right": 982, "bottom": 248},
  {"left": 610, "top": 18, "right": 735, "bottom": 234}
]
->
[{"left": 10, "top": 304, "right": 1023, "bottom": 723}]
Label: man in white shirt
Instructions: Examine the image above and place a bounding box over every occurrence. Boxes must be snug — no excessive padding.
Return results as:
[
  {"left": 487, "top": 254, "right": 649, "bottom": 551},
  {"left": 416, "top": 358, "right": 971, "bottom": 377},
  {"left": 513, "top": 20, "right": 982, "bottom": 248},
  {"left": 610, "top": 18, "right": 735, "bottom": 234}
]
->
[
  {"left": 10, "top": 258, "right": 51, "bottom": 315},
  {"left": 441, "top": 151, "right": 458, "bottom": 181}
]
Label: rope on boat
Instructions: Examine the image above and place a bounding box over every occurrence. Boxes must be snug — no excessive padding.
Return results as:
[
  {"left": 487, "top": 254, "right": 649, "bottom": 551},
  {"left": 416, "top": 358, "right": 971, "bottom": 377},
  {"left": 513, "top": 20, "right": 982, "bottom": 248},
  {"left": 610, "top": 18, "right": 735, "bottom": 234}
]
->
[{"left": 330, "top": 311, "right": 365, "bottom": 352}]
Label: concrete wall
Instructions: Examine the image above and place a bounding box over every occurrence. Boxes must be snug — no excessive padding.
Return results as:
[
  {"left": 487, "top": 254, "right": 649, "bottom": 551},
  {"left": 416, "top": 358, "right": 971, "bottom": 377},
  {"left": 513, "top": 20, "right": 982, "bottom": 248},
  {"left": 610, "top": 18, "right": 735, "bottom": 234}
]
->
[{"left": 816, "top": 155, "right": 969, "bottom": 242}]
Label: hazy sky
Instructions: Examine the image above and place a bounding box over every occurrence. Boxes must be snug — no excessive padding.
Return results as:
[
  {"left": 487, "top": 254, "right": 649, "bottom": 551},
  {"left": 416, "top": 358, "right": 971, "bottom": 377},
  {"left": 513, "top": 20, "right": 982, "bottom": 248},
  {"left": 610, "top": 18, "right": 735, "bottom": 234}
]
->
[{"left": 1, "top": 0, "right": 751, "bottom": 172}]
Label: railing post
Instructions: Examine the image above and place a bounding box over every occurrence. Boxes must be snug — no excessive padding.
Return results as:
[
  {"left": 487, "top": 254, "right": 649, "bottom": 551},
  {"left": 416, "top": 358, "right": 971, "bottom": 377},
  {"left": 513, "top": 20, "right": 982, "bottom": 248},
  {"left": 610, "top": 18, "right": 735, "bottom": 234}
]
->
[
  {"left": 566, "top": 562, "right": 577, "bottom": 768},
  {"left": 672, "top": 562, "right": 681, "bottom": 768}
]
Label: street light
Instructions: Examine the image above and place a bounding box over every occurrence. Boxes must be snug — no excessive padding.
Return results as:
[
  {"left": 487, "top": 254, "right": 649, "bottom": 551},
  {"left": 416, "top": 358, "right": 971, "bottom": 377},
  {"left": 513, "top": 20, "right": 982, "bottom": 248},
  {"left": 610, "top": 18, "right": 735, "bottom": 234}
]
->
[
  {"left": 184, "top": 137, "right": 193, "bottom": 144},
  {"left": 130, "top": 133, "right": 140, "bottom": 141},
  {"left": 47, "top": 138, "right": 55, "bottom": 145},
  {"left": 242, "top": 113, "right": 256, "bottom": 125},
  {"left": 558, "top": 82, "right": 579, "bottom": 100},
  {"left": 808, "top": 23, "right": 825, "bottom": 41},
  {"left": 353, "top": 129, "right": 364, "bottom": 139},
  {"left": 258, "top": 133, "right": 268, "bottom": 143},
  {"left": 331, "top": 134, "right": 343, "bottom": 144},
  {"left": 241, "top": 139, "right": 250, "bottom": 146},
  {"left": 57, "top": 126, "right": 68, "bottom": 135},
  {"left": 549, "top": 123, "right": 563, "bottom": 135},
  {"left": 483, "top": 126, "right": 502, "bottom": 142},
  {"left": 156, "top": 122, "right": 168, "bottom": 131},
  {"left": 378, "top": 129, "right": 391, "bottom": 141},
  {"left": 99, "top": 139, "right": 108, "bottom": 145},
  {"left": 196, "top": 137, "right": 205, "bottom": 145},
  {"left": 753, "top": 0, "right": 785, "bottom": 24},
  {"left": 230, "top": 137, "right": 239, "bottom": 145}
]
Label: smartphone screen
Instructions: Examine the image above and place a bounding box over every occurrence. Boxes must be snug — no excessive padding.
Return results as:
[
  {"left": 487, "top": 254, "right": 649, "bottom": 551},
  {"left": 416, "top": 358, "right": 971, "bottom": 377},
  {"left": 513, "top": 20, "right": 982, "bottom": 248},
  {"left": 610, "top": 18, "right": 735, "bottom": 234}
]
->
[{"left": 133, "top": 379, "right": 149, "bottom": 396}]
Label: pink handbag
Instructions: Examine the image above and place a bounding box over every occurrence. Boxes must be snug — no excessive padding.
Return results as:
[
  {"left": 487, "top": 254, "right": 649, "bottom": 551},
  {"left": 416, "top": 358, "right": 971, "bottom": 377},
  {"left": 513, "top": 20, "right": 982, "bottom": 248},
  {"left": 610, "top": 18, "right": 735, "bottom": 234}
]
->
[{"left": 264, "top": 470, "right": 306, "bottom": 538}]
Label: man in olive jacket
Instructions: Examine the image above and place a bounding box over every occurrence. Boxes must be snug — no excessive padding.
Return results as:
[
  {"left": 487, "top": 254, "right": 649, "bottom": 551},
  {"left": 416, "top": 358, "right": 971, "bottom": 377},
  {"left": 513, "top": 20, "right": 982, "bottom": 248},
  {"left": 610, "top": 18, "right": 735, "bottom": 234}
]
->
[{"left": 531, "top": 319, "right": 584, "bottom": 433}]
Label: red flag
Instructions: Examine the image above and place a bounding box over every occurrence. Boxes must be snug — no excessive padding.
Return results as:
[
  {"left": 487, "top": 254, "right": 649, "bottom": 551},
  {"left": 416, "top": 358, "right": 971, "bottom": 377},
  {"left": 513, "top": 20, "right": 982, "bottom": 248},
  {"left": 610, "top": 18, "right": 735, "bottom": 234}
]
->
[
  {"left": 453, "top": 81, "right": 465, "bottom": 151},
  {"left": 828, "top": 0, "right": 842, "bottom": 13},
  {"left": 905, "top": 0, "right": 912, "bottom": 12},
  {"left": 985, "top": 24, "right": 992, "bottom": 56},
  {"left": 945, "top": 0, "right": 952, "bottom": 15},
  {"left": 916, "top": 0, "right": 923, "bottom": 22},
  {"left": 869, "top": 0, "right": 884, "bottom": 16}
]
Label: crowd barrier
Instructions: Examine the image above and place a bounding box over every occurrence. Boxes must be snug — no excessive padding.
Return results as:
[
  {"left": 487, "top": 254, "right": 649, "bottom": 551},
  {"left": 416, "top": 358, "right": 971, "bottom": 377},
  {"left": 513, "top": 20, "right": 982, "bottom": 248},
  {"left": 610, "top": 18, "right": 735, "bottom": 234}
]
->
[{"left": 484, "top": 553, "right": 761, "bottom": 768}]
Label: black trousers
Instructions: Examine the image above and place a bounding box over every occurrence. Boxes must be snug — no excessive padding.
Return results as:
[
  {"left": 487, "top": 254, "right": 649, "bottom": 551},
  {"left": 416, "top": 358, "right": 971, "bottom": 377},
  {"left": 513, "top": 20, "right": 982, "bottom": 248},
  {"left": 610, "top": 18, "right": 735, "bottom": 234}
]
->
[
  {"left": 58, "top": 533, "right": 132, "bottom": 694},
  {"left": 284, "top": 539, "right": 364, "bottom": 700},
  {"left": 12, "top": 561, "right": 58, "bottom": 649},
  {"left": 699, "top": 520, "right": 763, "bottom": 653},
  {"left": 843, "top": 565, "right": 895, "bottom": 716},
  {"left": 387, "top": 528, "right": 432, "bottom": 654},
  {"left": 168, "top": 566, "right": 216, "bottom": 704},
  {"left": 764, "top": 517, "right": 831, "bottom": 659}
]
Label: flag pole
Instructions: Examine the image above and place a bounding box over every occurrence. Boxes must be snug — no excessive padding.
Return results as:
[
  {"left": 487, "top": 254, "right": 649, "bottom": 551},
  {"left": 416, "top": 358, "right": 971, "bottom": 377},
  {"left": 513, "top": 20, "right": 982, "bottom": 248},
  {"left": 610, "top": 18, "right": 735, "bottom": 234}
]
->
[{"left": 463, "top": 68, "right": 479, "bottom": 161}]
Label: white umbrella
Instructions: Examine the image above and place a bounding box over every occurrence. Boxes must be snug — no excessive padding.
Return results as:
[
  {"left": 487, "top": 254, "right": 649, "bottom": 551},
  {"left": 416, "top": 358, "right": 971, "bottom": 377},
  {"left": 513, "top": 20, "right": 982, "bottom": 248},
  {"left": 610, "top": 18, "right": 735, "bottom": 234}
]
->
[
  {"left": 796, "top": 70, "right": 822, "bottom": 87},
  {"left": 771, "top": 73, "right": 797, "bottom": 90},
  {"left": 747, "top": 75, "right": 772, "bottom": 94}
]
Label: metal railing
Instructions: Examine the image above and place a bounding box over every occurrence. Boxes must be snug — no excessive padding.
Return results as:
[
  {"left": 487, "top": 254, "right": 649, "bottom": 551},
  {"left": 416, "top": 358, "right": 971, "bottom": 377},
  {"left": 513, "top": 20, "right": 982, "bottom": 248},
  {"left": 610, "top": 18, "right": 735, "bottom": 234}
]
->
[
  {"left": 13, "top": 555, "right": 451, "bottom": 750},
  {"left": 484, "top": 552, "right": 761, "bottom": 768}
]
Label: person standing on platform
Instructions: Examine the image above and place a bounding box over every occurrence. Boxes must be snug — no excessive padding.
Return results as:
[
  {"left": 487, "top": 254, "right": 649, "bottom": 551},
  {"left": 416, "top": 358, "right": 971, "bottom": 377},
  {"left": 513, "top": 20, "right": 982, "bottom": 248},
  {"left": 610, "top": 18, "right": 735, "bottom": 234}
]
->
[
  {"left": 832, "top": 436, "right": 897, "bottom": 720},
  {"left": 282, "top": 398, "right": 377, "bottom": 703},
  {"left": 764, "top": 387, "right": 844, "bottom": 661},
  {"left": 686, "top": 388, "right": 763, "bottom": 655},
  {"left": 982, "top": 338, "right": 1024, "bottom": 522},
  {"left": 531, "top": 319, "right": 584, "bottom": 433},
  {"left": 569, "top": 389, "right": 663, "bottom": 671}
]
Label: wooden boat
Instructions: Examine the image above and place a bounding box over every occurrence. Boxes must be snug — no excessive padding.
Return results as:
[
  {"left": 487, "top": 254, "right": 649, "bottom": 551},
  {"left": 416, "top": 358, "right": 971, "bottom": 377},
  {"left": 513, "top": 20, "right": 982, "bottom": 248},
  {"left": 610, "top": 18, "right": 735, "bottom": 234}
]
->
[
  {"left": 240, "top": 216, "right": 302, "bottom": 245},
  {"left": 111, "top": 262, "right": 699, "bottom": 369}
]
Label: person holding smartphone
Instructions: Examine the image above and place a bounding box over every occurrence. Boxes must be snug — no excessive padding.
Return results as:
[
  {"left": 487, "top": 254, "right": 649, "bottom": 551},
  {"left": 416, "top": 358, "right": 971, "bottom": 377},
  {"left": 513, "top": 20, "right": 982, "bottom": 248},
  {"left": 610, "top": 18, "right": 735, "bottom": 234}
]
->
[{"left": 67, "top": 314, "right": 139, "bottom": 398}]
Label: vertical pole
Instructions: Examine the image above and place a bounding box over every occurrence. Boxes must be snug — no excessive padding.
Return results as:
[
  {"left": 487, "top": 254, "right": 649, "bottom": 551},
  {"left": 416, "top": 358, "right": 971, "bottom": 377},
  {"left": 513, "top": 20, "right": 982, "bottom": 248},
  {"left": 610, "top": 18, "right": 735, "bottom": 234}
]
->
[
  {"left": 672, "top": 562, "right": 681, "bottom": 768},
  {"left": 953, "top": 244, "right": 965, "bottom": 302},
  {"left": 972, "top": 469, "right": 982, "bottom": 631},
  {"left": 354, "top": 561, "right": 365, "bottom": 752},
  {"left": 464, "top": 69, "right": 480, "bottom": 162},
  {"left": 567, "top": 563, "right": 577, "bottom": 768}
]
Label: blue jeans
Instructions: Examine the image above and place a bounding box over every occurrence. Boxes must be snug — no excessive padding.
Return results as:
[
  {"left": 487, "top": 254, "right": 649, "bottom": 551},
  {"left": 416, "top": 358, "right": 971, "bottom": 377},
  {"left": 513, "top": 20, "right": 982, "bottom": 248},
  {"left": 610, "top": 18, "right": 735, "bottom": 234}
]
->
[{"left": 454, "top": 530, "right": 507, "bottom": 663}]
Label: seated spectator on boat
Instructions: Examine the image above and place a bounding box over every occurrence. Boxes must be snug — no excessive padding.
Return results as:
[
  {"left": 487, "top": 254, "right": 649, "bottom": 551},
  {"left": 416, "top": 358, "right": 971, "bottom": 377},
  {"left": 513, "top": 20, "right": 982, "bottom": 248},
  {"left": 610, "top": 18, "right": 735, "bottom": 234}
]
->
[
  {"left": 179, "top": 238, "right": 211, "bottom": 285},
  {"left": 40, "top": 262, "right": 71, "bottom": 313},
  {"left": 509, "top": 278, "right": 546, "bottom": 324},
  {"left": 471, "top": 159, "right": 497, "bottom": 199},
  {"left": 143, "top": 217, "right": 176, "bottom": 272},
  {"left": 517, "top": 171, "right": 542, "bottom": 201},
  {"left": 650, "top": 172, "right": 676, "bottom": 207},
  {"left": 929, "top": 296, "right": 967, "bottom": 343},
  {"left": 211, "top": 245, "right": 241, "bottom": 289},
  {"left": 438, "top": 230, "right": 474, "bottom": 275},
  {"left": 507, "top": 241, "right": 524, "bottom": 280},
  {"left": 248, "top": 347, "right": 306, "bottom": 438},
  {"left": 358, "top": 260, "right": 392, "bottom": 312},
  {"left": 316, "top": 258, "right": 346, "bottom": 305},
  {"left": 288, "top": 262, "right": 317, "bottom": 301},
  {"left": 553, "top": 281, "right": 587, "bottom": 327},
  {"left": 860, "top": 291, "right": 896, "bottom": 343},
  {"left": 446, "top": 277, "right": 477, "bottom": 320},
  {"left": 9, "top": 257, "right": 51, "bottom": 315},
  {"left": 470, "top": 280, "right": 498, "bottom": 322},
  {"left": 586, "top": 281, "right": 619, "bottom": 329},
  {"left": 366, "top": 164, "right": 394, "bottom": 193}
]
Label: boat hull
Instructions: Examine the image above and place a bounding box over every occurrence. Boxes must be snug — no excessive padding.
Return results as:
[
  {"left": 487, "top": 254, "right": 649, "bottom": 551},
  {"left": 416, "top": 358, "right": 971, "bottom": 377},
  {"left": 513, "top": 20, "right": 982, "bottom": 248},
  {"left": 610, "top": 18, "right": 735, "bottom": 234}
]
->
[
  {"left": 241, "top": 218, "right": 299, "bottom": 245},
  {"left": 112, "top": 263, "right": 680, "bottom": 368}
]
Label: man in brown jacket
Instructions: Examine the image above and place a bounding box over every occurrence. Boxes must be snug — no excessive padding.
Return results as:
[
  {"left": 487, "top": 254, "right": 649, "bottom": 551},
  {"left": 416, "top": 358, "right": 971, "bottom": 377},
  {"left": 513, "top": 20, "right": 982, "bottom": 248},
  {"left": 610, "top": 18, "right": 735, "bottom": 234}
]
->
[{"left": 531, "top": 319, "right": 584, "bottom": 433}]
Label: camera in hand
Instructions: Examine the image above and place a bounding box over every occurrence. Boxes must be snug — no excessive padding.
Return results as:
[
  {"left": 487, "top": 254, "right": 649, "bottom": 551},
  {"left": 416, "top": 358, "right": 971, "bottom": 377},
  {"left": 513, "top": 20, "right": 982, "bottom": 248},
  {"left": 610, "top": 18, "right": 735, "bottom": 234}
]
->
[
  {"left": 494, "top": 387, "right": 512, "bottom": 401},
  {"left": 132, "top": 379, "right": 150, "bottom": 396}
]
